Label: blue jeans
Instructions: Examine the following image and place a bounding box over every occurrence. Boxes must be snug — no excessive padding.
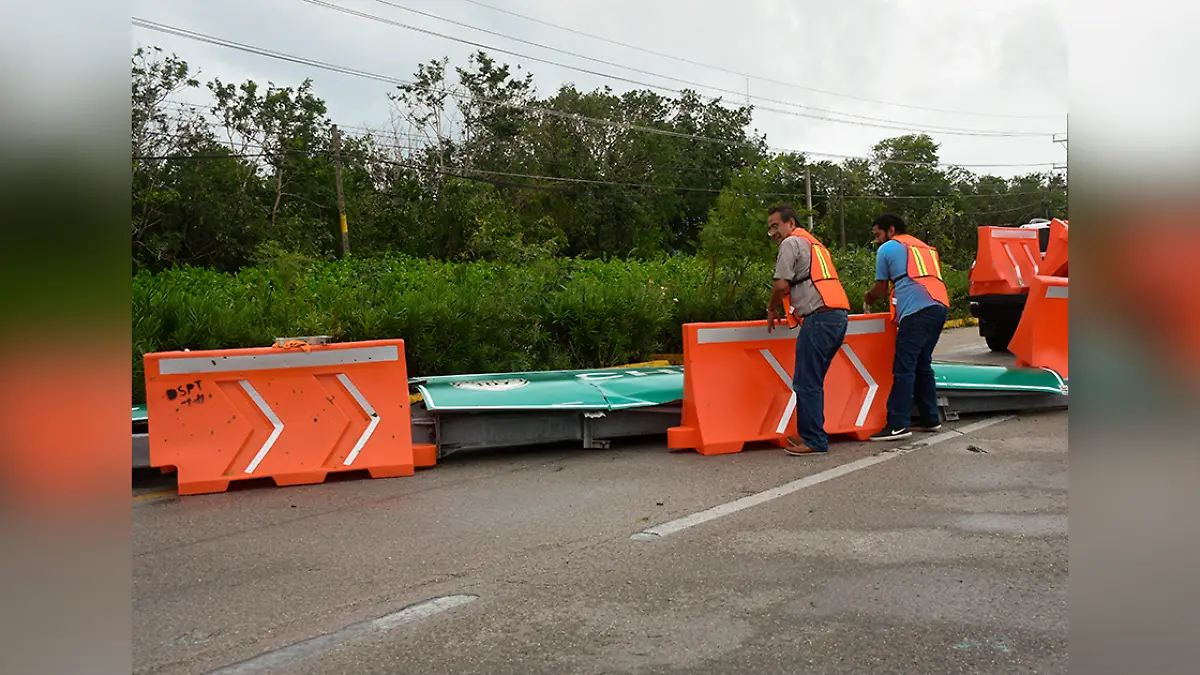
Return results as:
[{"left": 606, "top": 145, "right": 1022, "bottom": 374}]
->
[
  {"left": 793, "top": 309, "right": 849, "bottom": 451},
  {"left": 886, "top": 304, "right": 949, "bottom": 429}
]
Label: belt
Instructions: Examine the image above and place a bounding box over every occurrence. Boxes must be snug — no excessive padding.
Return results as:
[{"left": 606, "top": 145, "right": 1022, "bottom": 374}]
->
[{"left": 802, "top": 306, "right": 846, "bottom": 319}]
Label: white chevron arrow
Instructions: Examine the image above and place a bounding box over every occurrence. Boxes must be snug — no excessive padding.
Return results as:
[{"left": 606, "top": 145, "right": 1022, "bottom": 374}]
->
[
  {"left": 337, "top": 373, "right": 379, "bottom": 466},
  {"left": 759, "top": 349, "right": 797, "bottom": 434},
  {"left": 839, "top": 345, "right": 878, "bottom": 427},
  {"left": 760, "top": 345, "right": 878, "bottom": 432},
  {"left": 239, "top": 380, "right": 284, "bottom": 474}
]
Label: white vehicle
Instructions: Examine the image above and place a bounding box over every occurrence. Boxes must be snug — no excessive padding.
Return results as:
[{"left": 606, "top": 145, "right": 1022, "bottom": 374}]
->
[{"left": 1019, "top": 218, "right": 1052, "bottom": 254}]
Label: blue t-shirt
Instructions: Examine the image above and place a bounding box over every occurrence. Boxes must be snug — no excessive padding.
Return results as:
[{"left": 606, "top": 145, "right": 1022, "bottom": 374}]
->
[{"left": 875, "top": 239, "right": 942, "bottom": 320}]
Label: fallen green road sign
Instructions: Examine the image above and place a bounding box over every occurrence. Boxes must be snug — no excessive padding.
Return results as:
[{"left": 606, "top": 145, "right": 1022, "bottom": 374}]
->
[
  {"left": 412, "top": 361, "right": 1066, "bottom": 412},
  {"left": 414, "top": 365, "right": 685, "bottom": 412},
  {"left": 933, "top": 362, "right": 1067, "bottom": 395}
]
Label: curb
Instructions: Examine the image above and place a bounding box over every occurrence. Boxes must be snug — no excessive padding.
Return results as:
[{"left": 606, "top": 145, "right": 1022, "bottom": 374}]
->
[
  {"left": 943, "top": 317, "right": 979, "bottom": 329},
  {"left": 611, "top": 359, "right": 673, "bottom": 369}
]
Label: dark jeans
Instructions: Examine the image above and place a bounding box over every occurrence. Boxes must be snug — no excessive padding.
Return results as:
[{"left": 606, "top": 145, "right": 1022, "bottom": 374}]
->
[
  {"left": 793, "top": 309, "right": 849, "bottom": 451},
  {"left": 886, "top": 304, "right": 949, "bottom": 430}
]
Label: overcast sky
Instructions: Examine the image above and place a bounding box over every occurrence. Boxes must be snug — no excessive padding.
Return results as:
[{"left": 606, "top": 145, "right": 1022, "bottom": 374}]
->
[{"left": 130, "top": 0, "right": 1068, "bottom": 179}]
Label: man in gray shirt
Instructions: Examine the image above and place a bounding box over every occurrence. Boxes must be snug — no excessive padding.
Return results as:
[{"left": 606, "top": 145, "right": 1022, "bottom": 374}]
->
[{"left": 766, "top": 204, "right": 851, "bottom": 455}]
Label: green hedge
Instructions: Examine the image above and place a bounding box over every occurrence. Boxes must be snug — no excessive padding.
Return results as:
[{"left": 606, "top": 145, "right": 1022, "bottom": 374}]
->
[{"left": 132, "top": 252, "right": 970, "bottom": 404}]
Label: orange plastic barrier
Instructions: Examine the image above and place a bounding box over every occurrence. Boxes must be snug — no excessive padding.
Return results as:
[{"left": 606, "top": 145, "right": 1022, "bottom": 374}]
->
[
  {"left": 1041, "top": 218, "right": 1069, "bottom": 278},
  {"left": 667, "top": 313, "right": 896, "bottom": 455},
  {"left": 969, "top": 226, "right": 1045, "bottom": 296},
  {"left": 1008, "top": 275, "right": 1069, "bottom": 378},
  {"left": 143, "top": 339, "right": 436, "bottom": 495}
]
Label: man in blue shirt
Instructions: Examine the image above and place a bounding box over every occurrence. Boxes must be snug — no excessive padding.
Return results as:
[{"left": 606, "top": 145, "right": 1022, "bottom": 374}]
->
[{"left": 863, "top": 213, "right": 950, "bottom": 441}]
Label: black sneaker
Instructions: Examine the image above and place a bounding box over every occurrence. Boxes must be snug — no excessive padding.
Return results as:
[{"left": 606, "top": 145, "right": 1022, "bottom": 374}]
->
[{"left": 869, "top": 427, "right": 912, "bottom": 441}]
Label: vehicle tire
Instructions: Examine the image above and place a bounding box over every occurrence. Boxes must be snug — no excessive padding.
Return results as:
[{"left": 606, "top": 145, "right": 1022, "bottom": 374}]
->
[{"left": 985, "top": 320, "right": 1017, "bottom": 352}]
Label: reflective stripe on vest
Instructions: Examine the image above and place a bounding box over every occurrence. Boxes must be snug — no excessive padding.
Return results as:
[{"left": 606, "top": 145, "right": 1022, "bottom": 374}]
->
[
  {"left": 888, "top": 233, "right": 950, "bottom": 312},
  {"left": 905, "top": 243, "right": 942, "bottom": 281},
  {"left": 784, "top": 228, "right": 851, "bottom": 321}
]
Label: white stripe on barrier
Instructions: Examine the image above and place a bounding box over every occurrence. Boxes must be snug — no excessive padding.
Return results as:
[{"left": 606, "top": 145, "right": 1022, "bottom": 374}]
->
[
  {"left": 336, "top": 373, "right": 379, "bottom": 466},
  {"left": 992, "top": 229, "right": 1039, "bottom": 239},
  {"left": 757, "top": 344, "right": 878, "bottom": 434},
  {"left": 697, "top": 317, "right": 885, "bottom": 345},
  {"left": 239, "top": 380, "right": 284, "bottom": 474},
  {"left": 1024, "top": 247, "right": 1041, "bottom": 273},
  {"left": 759, "top": 349, "right": 797, "bottom": 435},
  {"left": 158, "top": 345, "right": 400, "bottom": 375},
  {"left": 1002, "top": 244, "right": 1025, "bottom": 287},
  {"left": 840, "top": 345, "right": 879, "bottom": 427},
  {"left": 1045, "top": 285, "right": 1068, "bottom": 299}
]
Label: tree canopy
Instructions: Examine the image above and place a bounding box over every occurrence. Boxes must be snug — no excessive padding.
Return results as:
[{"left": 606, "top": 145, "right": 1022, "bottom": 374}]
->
[{"left": 132, "top": 46, "right": 1066, "bottom": 274}]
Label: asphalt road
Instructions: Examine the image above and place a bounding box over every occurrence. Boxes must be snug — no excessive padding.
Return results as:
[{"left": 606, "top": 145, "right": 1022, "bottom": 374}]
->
[{"left": 132, "top": 328, "right": 1067, "bottom": 675}]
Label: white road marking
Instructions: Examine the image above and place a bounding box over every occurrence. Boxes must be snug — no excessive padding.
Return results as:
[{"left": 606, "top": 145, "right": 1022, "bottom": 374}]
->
[
  {"left": 205, "top": 595, "right": 477, "bottom": 675},
  {"left": 631, "top": 415, "right": 1015, "bottom": 541},
  {"left": 937, "top": 345, "right": 992, "bottom": 357}
]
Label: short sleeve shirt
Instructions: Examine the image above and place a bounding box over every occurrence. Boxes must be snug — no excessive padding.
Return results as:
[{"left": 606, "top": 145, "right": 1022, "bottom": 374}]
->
[
  {"left": 875, "top": 239, "right": 940, "bottom": 320},
  {"left": 774, "top": 236, "right": 826, "bottom": 318}
]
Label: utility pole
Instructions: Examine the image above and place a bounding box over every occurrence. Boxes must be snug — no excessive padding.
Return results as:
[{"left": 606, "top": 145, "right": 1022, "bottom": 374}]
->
[
  {"left": 805, "top": 168, "right": 814, "bottom": 230},
  {"left": 331, "top": 124, "right": 349, "bottom": 256},
  {"left": 838, "top": 165, "right": 846, "bottom": 249},
  {"left": 1052, "top": 115, "right": 1068, "bottom": 218}
]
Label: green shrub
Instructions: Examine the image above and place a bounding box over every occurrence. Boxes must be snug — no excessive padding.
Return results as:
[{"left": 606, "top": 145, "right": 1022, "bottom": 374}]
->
[{"left": 131, "top": 252, "right": 971, "bottom": 403}]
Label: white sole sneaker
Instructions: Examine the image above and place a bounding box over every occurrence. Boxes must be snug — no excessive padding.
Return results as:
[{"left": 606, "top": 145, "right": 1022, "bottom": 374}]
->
[{"left": 869, "top": 428, "right": 912, "bottom": 441}]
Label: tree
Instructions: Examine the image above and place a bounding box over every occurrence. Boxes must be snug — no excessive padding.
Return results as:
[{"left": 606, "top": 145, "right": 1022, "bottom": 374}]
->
[
  {"left": 128, "top": 46, "right": 1066, "bottom": 274},
  {"left": 699, "top": 154, "right": 813, "bottom": 302}
]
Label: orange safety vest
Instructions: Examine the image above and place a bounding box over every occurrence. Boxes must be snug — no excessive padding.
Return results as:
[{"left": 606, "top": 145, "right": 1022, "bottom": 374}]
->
[
  {"left": 782, "top": 228, "right": 851, "bottom": 327},
  {"left": 886, "top": 234, "right": 950, "bottom": 320}
]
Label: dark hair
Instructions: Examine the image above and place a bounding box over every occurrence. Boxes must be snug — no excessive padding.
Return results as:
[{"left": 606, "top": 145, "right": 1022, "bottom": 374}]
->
[
  {"left": 872, "top": 213, "right": 907, "bottom": 234},
  {"left": 768, "top": 203, "right": 801, "bottom": 227}
]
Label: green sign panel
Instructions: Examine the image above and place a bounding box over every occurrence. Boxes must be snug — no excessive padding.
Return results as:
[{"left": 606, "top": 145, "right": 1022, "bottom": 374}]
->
[
  {"left": 933, "top": 363, "right": 1068, "bottom": 394},
  {"left": 414, "top": 361, "right": 1065, "bottom": 412},
  {"left": 415, "top": 365, "right": 686, "bottom": 412}
]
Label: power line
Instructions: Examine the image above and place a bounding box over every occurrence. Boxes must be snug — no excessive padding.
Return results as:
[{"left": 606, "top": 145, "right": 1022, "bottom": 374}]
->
[
  {"left": 344, "top": 0, "right": 1052, "bottom": 137},
  {"left": 152, "top": 103, "right": 1060, "bottom": 181},
  {"left": 339, "top": 132, "right": 1060, "bottom": 200},
  {"left": 130, "top": 18, "right": 1060, "bottom": 170},
  {"left": 159, "top": 100, "right": 435, "bottom": 143},
  {"left": 300, "top": 0, "right": 1051, "bottom": 138},
  {"left": 152, "top": 108, "right": 1051, "bottom": 183},
  {"left": 134, "top": 141, "right": 1061, "bottom": 204},
  {"left": 135, "top": 150, "right": 310, "bottom": 161},
  {"left": 454, "top": 0, "right": 1064, "bottom": 122}
]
